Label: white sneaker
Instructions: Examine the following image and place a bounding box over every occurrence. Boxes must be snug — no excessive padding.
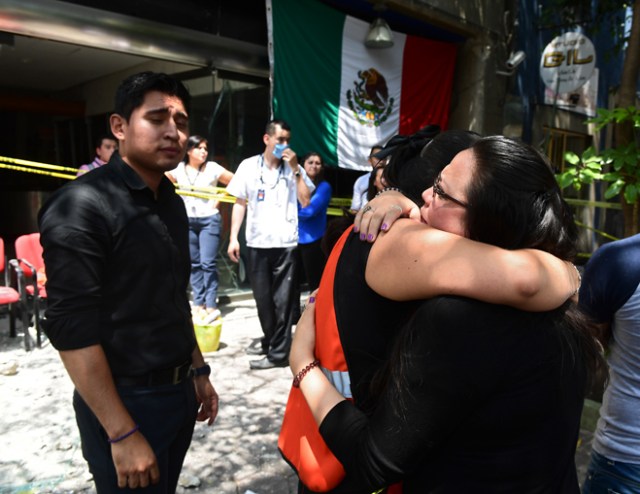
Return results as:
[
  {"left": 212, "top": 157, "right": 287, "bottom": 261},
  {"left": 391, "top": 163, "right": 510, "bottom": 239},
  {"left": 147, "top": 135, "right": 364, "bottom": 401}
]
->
[{"left": 203, "top": 309, "right": 221, "bottom": 324}]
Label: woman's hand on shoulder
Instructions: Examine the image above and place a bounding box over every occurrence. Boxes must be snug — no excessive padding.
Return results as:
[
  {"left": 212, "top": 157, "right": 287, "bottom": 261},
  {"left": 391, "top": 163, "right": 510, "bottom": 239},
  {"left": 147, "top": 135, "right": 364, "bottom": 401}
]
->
[{"left": 354, "top": 190, "right": 419, "bottom": 242}]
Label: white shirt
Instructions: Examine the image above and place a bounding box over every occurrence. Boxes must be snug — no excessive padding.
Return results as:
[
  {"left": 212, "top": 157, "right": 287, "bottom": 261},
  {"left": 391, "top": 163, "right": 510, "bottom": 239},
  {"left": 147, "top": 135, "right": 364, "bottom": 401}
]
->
[
  {"left": 226, "top": 154, "right": 315, "bottom": 248},
  {"left": 350, "top": 172, "right": 371, "bottom": 211},
  {"left": 170, "top": 161, "right": 227, "bottom": 217}
]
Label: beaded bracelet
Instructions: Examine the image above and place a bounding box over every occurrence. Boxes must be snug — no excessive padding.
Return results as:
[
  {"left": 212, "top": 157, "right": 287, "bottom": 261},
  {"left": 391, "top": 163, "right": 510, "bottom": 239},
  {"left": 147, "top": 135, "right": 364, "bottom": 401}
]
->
[
  {"left": 375, "top": 187, "right": 401, "bottom": 197},
  {"left": 108, "top": 424, "right": 140, "bottom": 444},
  {"left": 293, "top": 359, "right": 320, "bottom": 388}
]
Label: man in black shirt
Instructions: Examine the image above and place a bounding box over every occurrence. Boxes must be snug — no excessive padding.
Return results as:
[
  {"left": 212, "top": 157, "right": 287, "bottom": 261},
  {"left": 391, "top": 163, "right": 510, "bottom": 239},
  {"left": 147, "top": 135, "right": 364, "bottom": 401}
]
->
[{"left": 39, "top": 72, "right": 218, "bottom": 492}]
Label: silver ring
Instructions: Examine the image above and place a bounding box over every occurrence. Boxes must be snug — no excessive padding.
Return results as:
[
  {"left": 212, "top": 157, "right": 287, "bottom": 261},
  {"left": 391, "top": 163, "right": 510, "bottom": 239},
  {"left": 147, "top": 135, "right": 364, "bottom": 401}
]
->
[
  {"left": 362, "top": 205, "right": 373, "bottom": 214},
  {"left": 389, "top": 204, "right": 402, "bottom": 212}
]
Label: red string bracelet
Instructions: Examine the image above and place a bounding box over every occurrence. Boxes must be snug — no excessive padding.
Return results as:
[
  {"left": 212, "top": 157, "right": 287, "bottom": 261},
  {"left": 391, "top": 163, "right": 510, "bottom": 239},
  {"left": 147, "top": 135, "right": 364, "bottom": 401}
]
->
[
  {"left": 293, "top": 360, "right": 320, "bottom": 388},
  {"left": 108, "top": 424, "right": 140, "bottom": 444}
]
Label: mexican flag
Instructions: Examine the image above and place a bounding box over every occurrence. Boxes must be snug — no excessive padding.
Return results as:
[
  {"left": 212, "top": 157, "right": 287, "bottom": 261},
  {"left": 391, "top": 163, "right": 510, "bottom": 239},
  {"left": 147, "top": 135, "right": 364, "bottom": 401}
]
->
[{"left": 267, "top": 0, "right": 458, "bottom": 170}]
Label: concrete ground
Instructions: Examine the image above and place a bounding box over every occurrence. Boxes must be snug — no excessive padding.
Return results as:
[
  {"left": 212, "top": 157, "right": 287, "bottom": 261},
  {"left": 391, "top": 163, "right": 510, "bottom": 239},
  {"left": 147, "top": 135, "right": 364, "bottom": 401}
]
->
[
  {"left": 0, "top": 293, "right": 596, "bottom": 493},
  {"left": 0, "top": 294, "right": 298, "bottom": 494}
]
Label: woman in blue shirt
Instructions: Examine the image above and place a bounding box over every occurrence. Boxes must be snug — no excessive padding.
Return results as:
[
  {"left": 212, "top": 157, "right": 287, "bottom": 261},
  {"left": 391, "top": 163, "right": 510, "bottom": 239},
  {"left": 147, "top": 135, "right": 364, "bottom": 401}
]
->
[{"left": 298, "top": 152, "right": 332, "bottom": 290}]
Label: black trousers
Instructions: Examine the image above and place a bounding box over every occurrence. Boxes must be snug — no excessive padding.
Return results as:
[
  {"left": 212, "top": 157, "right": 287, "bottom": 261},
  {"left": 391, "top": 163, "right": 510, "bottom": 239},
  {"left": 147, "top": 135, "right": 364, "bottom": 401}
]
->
[
  {"left": 299, "top": 239, "right": 327, "bottom": 291},
  {"left": 247, "top": 246, "right": 298, "bottom": 363},
  {"left": 73, "top": 378, "right": 198, "bottom": 493}
]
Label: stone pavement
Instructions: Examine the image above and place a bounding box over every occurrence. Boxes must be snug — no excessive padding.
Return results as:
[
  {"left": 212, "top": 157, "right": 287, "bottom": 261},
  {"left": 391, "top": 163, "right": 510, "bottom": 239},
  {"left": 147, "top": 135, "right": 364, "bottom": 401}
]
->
[
  {"left": 0, "top": 294, "right": 298, "bottom": 494},
  {"left": 0, "top": 294, "right": 597, "bottom": 494}
]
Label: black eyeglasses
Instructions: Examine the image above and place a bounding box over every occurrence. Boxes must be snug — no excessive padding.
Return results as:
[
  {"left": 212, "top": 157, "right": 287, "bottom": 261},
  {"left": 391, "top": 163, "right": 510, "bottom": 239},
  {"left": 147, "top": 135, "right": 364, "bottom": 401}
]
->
[{"left": 432, "top": 172, "right": 469, "bottom": 208}]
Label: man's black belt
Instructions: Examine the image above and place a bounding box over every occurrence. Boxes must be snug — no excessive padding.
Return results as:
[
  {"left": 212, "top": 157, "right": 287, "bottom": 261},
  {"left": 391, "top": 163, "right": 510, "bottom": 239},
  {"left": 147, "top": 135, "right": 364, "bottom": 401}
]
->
[{"left": 113, "top": 361, "right": 192, "bottom": 387}]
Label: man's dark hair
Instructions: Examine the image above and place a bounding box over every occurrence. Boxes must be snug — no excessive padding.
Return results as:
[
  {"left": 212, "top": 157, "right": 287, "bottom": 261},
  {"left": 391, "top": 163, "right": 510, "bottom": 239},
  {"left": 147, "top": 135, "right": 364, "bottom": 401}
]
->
[
  {"left": 96, "top": 134, "right": 116, "bottom": 148},
  {"left": 114, "top": 72, "right": 191, "bottom": 121},
  {"left": 265, "top": 119, "right": 291, "bottom": 135}
]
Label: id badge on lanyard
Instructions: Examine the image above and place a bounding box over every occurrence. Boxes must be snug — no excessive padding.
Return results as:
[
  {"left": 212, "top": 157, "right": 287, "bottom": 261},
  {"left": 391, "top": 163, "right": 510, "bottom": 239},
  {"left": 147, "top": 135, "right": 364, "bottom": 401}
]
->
[{"left": 258, "top": 189, "right": 265, "bottom": 202}]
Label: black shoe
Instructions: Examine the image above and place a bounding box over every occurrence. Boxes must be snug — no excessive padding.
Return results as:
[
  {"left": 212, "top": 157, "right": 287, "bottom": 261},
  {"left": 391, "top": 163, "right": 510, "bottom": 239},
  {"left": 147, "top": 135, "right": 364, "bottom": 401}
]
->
[
  {"left": 245, "top": 345, "right": 267, "bottom": 356},
  {"left": 249, "top": 357, "right": 288, "bottom": 370}
]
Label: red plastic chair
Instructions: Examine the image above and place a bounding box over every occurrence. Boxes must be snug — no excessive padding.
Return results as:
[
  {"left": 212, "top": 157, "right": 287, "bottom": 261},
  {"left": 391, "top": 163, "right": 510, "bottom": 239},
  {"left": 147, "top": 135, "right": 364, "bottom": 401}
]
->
[
  {"left": 1, "top": 238, "right": 31, "bottom": 349},
  {"left": 14, "top": 233, "right": 46, "bottom": 348}
]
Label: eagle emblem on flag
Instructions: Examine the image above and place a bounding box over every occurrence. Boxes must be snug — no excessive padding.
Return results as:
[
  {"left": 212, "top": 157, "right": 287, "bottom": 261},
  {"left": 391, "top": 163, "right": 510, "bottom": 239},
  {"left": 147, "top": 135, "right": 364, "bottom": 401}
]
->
[{"left": 346, "top": 67, "right": 394, "bottom": 127}]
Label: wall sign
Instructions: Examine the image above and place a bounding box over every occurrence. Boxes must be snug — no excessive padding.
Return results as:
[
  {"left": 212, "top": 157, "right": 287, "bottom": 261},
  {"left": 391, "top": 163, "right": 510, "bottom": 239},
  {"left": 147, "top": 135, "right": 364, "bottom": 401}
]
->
[{"left": 540, "top": 32, "right": 596, "bottom": 93}]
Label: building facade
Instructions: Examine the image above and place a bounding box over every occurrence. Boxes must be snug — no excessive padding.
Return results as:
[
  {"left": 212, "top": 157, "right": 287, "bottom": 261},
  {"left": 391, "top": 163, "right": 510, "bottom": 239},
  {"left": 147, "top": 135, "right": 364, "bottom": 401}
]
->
[{"left": 1, "top": 0, "right": 629, "bottom": 265}]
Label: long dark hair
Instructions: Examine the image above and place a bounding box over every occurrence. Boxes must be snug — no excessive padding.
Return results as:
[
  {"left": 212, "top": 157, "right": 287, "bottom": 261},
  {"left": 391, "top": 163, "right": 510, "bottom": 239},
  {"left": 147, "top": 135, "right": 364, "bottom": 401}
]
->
[
  {"left": 464, "top": 136, "right": 605, "bottom": 384},
  {"left": 384, "top": 136, "right": 606, "bottom": 411},
  {"left": 366, "top": 165, "right": 385, "bottom": 201}
]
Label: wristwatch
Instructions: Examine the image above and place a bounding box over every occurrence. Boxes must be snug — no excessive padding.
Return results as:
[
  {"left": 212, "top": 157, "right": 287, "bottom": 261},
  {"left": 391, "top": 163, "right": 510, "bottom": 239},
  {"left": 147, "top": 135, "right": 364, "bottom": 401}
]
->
[
  {"left": 192, "top": 364, "right": 211, "bottom": 377},
  {"left": 294, "top": 168, "right": 301, "bottom": 177}
]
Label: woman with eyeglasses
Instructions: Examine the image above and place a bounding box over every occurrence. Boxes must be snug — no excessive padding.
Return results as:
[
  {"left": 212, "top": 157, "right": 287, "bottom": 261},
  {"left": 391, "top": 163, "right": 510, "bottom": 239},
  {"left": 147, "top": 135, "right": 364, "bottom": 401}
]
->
[
  {"left": 166, "top": 135, "right": 234, "bottom": 323},
  {"left": 289, "top": 135, "right": 605, "bottom": 493},
  {"left": 280, "top": 131, "right": 588, "bottom": 493}
]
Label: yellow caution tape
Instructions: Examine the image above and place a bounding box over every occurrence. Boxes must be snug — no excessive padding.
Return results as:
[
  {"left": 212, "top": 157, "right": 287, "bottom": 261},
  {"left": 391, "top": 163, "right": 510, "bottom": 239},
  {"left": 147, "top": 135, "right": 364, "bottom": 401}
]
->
[
  {"left": 0, "top": 155, "right": 78, "bottom": 174},
  {"left": 174, "top": 183, "right": 227, "bottom": 194},
  {"left": 0, "top": 162, "right": 77, "bottom": 180},
  {"left": 0, "top": 155, "right": 354, "bottom": 212},
  {"left": 176, "top": 189, "right": 237, "bottom": 204},
  {"left": 3, "top": 155, "right": 620, "bottom": 229},
  {"left": 330, "top": 197, "right": 353, "bottom": 207}
]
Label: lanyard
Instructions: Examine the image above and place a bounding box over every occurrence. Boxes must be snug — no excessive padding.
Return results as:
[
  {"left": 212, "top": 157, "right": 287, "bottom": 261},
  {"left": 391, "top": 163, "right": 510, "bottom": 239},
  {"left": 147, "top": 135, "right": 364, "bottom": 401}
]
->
[{"left": 259, "top": 154, "right": 285, "bottom": 190}]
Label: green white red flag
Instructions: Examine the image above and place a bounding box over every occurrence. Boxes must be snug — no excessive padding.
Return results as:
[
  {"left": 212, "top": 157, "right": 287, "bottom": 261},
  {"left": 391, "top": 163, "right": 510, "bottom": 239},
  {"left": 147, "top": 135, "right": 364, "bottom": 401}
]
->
[{"left": 267, "top": 0, "right": 458, "bottom": 170}]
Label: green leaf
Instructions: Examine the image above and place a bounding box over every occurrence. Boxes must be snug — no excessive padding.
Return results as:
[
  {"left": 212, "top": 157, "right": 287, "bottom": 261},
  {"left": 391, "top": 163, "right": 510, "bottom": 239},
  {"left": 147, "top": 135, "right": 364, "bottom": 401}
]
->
[
  {"left": 585, "top": 170, "right": 604, "bottom": 180},
  {"left": 605, "top": 181, "right": 623, "bottom": 199},
  {"left": 624, "top": 184, "right": 638, "bottom": 204},
  {"left": 625, "top": 152, "right": 639, "bottom": 169},
  {"left": 611, "top": 156, "right": 625, "bottom": 172},
  {"left": 602, "top": 171, "right": 620, "bottom": 182},
  {"left": 564, "top": 151, "right": 580, "bottom": 165},
  {"left": 582, "top": 147, "right": 597, "bottom": 161},
  {"left": 556, "top": 171, "right": 576, "bottom": 189},
  {"left": 584, "top": 160, "right": 603, "bottom": 170}
]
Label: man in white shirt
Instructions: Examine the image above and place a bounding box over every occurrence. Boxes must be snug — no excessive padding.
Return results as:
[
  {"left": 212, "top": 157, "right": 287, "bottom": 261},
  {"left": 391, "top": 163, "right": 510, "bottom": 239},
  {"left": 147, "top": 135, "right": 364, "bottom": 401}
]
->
[
  {"left": 350, "top": 144, "right": 384, "bottom": 212},
  {"left": 226, "top": 120, "right": 315, "bottom": 370}
]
